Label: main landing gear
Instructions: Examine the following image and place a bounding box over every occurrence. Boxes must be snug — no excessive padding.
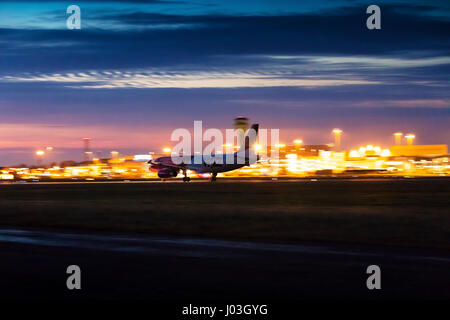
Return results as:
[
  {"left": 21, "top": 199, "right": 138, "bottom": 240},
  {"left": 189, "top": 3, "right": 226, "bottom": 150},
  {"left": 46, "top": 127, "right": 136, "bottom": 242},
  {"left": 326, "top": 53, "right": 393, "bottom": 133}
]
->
[
  {"left": 182, "top": 169, "right": 191, "bottom": 182},
  {"left": 210, "top": 173, "right": 217, "bottom": 182}
]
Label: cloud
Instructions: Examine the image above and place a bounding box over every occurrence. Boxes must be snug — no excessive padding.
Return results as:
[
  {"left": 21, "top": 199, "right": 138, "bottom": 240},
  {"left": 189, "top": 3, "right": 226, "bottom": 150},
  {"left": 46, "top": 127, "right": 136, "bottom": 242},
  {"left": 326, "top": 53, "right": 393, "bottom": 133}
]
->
[
  {"left": 1, "top": 4, "right": 449, "bottom": 74},
  {"left": 354, "top": 99, "right": 450, "bottom": 108},
  {"left": 4, "top": 53, "right": 450, "bottom": 90},
  {"left": 0, "top": 68, "right": 378, "bottom": 89},
  {"left": 229, "top": 98, "right": 450, "bottom": 110},
  {"left": 277, "top": 55, "right": 450, "bottom": 68},
  {"left": 6, "top": 0, "right": 183, "bottom": 3}
]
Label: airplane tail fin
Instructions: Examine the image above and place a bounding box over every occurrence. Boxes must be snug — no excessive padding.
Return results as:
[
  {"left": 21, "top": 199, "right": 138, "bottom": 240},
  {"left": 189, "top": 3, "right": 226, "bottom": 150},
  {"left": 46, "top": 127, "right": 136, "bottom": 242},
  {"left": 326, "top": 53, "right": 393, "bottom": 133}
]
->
[
  {"left": 234, "top": 124, "right": 259, "bottom": 165},
  {"left": 232, "top": 124, "right": 259, "bottom": 164},
  {"left": 243, "top": 124, "right": 259, "bottom": 151}
]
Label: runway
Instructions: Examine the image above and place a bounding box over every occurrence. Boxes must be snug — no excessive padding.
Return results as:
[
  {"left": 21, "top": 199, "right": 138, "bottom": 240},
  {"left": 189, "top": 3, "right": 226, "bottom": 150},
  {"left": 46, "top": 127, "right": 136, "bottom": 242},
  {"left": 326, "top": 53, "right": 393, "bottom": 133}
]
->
[
  {"left": 0, "top": 228, "right": 448, "bottom": 300},
  {"left": 5, "top": 176, "right": 450, "bottom": 185}
]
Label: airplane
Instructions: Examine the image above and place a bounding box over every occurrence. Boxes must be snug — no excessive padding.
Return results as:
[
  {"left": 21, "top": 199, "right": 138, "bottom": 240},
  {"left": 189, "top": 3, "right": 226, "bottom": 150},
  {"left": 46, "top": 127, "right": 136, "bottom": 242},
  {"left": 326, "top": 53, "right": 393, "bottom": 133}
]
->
[{"left": 149, "top": 124, "right": 259, "bottom": 182}]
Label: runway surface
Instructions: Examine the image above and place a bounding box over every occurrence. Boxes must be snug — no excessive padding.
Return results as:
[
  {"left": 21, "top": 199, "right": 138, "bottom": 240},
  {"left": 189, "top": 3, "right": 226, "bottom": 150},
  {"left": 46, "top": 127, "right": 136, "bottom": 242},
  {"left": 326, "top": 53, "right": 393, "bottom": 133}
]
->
[
  {"left": 0, "top": 228, "right": 448, "bottom": 300},
  {"left": 4, "top": 176, "right": 450, "bottom": 185}
]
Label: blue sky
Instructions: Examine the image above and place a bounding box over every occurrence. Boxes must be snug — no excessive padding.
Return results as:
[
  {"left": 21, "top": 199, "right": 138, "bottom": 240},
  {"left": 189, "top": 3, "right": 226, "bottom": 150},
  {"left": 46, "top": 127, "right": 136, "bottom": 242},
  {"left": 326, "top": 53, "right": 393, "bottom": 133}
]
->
[{"left": 0, "top": 0, "right": 449, "bottom": 165}]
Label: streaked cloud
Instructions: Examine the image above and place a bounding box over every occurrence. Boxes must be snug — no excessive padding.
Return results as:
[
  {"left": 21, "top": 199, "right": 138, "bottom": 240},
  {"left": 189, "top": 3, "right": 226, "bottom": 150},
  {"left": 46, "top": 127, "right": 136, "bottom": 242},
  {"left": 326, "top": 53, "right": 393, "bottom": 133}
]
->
[
  {"left": 229, "top": 98, "right": 450, "bottom": 110},
  {"left": 297, "top": 55, "right": 450, "bottom": 68},
  {"left": 354, "top": 99, "right": 450, "bottom": 108},
  {"left": 4, "top": 52, "right": 450, "bottom": 89},
  {"left": 0, "top": 68, "right": 378, "bottom": 89}
]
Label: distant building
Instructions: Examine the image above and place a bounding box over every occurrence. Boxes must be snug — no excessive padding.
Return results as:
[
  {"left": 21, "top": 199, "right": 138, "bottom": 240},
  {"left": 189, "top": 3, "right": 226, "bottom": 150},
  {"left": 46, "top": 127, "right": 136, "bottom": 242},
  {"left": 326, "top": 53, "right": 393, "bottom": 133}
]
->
[
  {"left": 389, "top": 145, "right": 448, "bottom": 157},
  {"left": 288, "top": 144, "right": 331, "bottom": 157}
]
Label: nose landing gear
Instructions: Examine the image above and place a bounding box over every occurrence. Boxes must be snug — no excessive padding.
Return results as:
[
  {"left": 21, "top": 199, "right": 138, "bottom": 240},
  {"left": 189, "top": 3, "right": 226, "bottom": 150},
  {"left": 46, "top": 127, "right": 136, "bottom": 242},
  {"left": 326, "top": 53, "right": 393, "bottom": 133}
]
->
[
  {"left": 182, "top": 169, "right": 191, "bottom": 182},
  {"left": 210, "top": 172, "right": 217, "bottom": 182}
]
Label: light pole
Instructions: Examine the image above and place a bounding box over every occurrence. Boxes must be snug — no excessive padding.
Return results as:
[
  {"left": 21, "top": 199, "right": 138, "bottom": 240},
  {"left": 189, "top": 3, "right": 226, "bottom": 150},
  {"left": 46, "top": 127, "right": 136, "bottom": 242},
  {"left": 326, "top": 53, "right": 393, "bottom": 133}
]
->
[
  {"left": 83, "top": 138, "right": 92, "bottom": 161},
  {"left": 405, "top": 134, "right": 415, "bottom": 145},
  {"left": 332, "top": 129, "right": 343, "bottom": 151},
  {"left": 45, "top": 146, "right": 54, "bottom": 165},
  {"left": 36, "top": 150, "right": 45, "bottom": 167},
  {"left": 394, "top": 132, "right": 403, "bottom": 145}
]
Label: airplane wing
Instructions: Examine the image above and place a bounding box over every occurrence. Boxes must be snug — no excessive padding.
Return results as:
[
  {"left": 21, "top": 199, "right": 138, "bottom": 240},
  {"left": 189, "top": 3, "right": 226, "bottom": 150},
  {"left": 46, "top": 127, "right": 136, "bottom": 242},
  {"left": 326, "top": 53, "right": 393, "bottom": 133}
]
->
[{"left": 148, "top": 157, "right": 187, "bottom": 169}]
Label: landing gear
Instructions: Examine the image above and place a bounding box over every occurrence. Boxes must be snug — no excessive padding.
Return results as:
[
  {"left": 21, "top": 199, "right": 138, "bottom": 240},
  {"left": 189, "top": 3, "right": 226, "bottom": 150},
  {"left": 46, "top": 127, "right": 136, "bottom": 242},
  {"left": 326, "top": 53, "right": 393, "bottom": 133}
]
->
[
  {"left": 210, "top": 173, "right": 217, "bottom": 182},
  {"left": 182, "top": 169, "right": 191, "bottom": 182}
]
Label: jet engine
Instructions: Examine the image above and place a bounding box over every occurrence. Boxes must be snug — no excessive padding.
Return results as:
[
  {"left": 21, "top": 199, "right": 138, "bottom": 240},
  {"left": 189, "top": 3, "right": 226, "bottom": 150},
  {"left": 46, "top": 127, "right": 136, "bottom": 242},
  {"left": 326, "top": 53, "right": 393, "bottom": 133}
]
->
[{"left": 157, "top": 168, "right": 178, "bottom": 178}]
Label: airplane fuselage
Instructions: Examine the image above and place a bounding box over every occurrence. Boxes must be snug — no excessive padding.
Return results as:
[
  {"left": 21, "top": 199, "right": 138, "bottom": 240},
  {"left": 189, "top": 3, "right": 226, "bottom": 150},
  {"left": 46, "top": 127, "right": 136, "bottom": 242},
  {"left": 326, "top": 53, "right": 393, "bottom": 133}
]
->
[{"left": 151, "top": 153, "right": 251, "bottom": 174}]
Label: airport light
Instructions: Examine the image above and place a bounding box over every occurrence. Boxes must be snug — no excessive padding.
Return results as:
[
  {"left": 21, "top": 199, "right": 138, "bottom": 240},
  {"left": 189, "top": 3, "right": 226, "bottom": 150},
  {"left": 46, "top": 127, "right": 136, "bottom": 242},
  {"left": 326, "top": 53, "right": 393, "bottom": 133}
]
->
[
  {"left": 253, "top": 144, "right": 262, "bottom": 153},
  {"left": 349, "top": 150, "right": 361, "bottom": 158},
  {"left": 222, "top": 143, "right": 233, "bottom": 153},
  {"left": 275, "top": 143, "right": 286, "bottom": 148},
  {"left": 286, "top": 154, "right": 299, "bottom": 173},
  {"left": 394, "top": 132, "right": 403, "bottom": 145},
  {"left": 405, "top": 134, "right": 415, "bottom": 145},
  {"left": 381, "top": 149, "right": 391, "bottom": 157},
  {"left": 111, "top": 151, "right": 119, "bottom": 159},
  {"left": 35, "top": 150, "right": 45, "bottom": 167},
  {"left": 294, "top": 139, "right": 303, "bottom": 145},
  {"left": 332, "top": 128, "right": 343, "bottom": 150},
  {"left": 162, "top": 147, "right": 172, "bottom": 154}
]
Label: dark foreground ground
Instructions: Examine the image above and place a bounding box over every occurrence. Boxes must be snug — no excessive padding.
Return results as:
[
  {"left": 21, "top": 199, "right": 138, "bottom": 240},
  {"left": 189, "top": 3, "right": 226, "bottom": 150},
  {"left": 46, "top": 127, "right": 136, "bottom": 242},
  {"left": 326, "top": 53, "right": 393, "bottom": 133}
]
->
[
  {"left": 0, "top": 178, "right": 449, "bottom": 248},
  {"left": 0, "top": 228, "right": 449, "bottom": 301},
  {"left": 0, "top": 179, "right": 448, "bottom": 302}
]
